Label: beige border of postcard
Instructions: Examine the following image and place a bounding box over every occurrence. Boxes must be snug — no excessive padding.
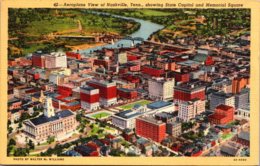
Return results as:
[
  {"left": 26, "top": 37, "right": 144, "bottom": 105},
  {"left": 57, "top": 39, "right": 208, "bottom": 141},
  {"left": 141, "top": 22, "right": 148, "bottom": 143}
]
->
[{"left": 0, "top": 0, "right": 259, "bottom": 165}]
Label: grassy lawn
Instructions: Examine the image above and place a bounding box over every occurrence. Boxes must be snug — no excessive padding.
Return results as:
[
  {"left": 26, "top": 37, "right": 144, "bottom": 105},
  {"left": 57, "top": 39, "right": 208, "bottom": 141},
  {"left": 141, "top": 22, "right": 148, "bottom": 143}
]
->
[
  {"left": 119, "top": 100, "right": 151, "bottom": 110},
  {"left": 90, "top": 112, "right": 111, "bottom": 119},
  {"left": 221, "top": 133, "right": 233, "bottom": 140}
]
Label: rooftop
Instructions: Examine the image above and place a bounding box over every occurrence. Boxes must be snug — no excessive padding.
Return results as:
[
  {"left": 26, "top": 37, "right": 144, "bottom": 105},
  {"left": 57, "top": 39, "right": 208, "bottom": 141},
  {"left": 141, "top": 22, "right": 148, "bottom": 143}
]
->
[
  {"left": 137, "top": 116, "right": 164, "bottom": 125},
  {"left": 114, "top": 110, "right": 141, "bottom": 119},
  {"left": 147, "top": 101, "right": 172, "bottom": 109},
  {"left": 216, "top": 104, "right": 234, "bottom": 110},
  {"left": 28, "top": 110, "right": 74, "bottom": 126}
]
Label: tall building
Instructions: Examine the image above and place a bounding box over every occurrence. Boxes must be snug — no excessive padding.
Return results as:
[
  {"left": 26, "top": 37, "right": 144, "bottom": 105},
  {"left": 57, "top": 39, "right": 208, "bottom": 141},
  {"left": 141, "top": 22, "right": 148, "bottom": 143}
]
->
[
  {"left": 148, "top": 78, "right": 175, "bottom": 101},
  {"left": 235, "top": 88, "right": 249, "bottom": 109},
  {"left": 87, "top": 80, "right": 117, "bottom": 106},
  {"left": 80, "top": 86, "right": 100, "bottom": 111},
  {"left": 210, "top": 92, "right": 235, "bottom": 111},
  {"left": 136, "top": 116, "right": 166, "bottom": 142},
  {"left": 23, "top": 97, "right": 77, "bottom": 143},
  {"left": 178, "top": 99, "right": 206, "bottom": 122},
  {"left": 232, "top": 77, "right": 249, "bottom": 94},
  {"left": 32, "top": 52, "right": 46, "bottom": 68},
  {"left": 174, "top": 82, "right": 206, "bottom": 103},
  {"left": 45, "top": 52, "right": 67, "bottom": 69},
  {"left": 208, "top": 104, "right": 234, "bottom": 125}
]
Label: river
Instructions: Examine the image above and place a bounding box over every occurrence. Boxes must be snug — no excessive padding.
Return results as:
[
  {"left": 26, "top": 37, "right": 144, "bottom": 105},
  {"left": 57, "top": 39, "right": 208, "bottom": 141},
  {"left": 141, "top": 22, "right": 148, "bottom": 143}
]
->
[{"left": 78, "top": 11, "right": 164, "bottom": 55}]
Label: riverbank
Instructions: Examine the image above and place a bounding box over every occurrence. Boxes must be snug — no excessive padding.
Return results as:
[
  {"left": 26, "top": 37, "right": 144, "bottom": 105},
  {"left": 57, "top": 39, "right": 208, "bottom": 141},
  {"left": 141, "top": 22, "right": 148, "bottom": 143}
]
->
[{"left": 66, "top": 42, "right": 107, "bottom": 51}]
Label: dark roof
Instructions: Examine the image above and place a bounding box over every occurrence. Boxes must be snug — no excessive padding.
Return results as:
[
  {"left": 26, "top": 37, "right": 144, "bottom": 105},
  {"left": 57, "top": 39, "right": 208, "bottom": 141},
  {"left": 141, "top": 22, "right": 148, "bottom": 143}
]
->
[
  {"left": 29, "top": 110, "right": 74, "bottom": 126},
  {"left": 114, "top": 110, "right": 141, "bottom": 119}
]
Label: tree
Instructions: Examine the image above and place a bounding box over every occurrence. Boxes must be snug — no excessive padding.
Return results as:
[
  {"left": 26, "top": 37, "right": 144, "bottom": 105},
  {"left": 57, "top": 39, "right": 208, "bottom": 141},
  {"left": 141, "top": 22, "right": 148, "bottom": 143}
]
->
[
  {"left": 8, "top": 127, "right": 13, "bottom": 134},
  {"left": 18, "top": 122, "right": 22, "bottom": 129},
  {"left": 14, "top": 148, "right": 28, "bottom": 156},
  {"left": 8, "top": 138, "right": 16, "bottom": 146},
  {"left": 47, "top": 136, "right": 55, "bottom": 144},
  {"left": 28, "top": 139, "right": 35, "bottom": 150}
]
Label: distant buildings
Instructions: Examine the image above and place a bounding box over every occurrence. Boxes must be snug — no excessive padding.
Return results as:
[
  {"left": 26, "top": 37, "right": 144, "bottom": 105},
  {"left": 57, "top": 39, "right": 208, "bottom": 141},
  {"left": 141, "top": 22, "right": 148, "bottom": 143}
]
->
[
  {"left": 148, "top": 77, "right": 174, "bottom": 101},
  {"left": 32, "top": 52, "right": 67, "bottom": 69},
  {"left": 208, "top": 104, "right": 234, "bottom": 125},
  {"left": 23, "top": 97, "right": 77, "bottom": 143},
  {"left": 45, "top": 52, "right": 67, "bottom": 69},
  {"left": 136, "top": 116, "right": 166, "bottom": 142},
  {"left": 80, "top": 86, "right": 100, "bottom": 111},
  {"left": 210, "top": 92, "right": 235, "bottom": 111},
  {"left": 115, "top": 52, "right": 127, "bottom": 64},
  {"left": 142, "top": 65, "right": 165, "bottom": 77}
]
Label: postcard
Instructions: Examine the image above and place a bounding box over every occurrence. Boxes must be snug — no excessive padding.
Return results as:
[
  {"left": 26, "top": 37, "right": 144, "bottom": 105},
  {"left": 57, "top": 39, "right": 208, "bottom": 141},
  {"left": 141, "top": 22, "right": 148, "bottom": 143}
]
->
[{"left": 0, "top": 0, "right": 259, "bottom": 165}]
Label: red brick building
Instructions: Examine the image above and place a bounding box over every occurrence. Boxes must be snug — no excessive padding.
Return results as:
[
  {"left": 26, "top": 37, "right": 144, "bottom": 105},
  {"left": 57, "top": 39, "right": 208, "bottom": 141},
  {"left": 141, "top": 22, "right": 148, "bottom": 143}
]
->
[
  {"left": 66, "top": 52, "right": 81, "bottom": 60},
  {"left": 32, "top": 53, "right": 45, "bottom": 68},
  {"left": 136, "top": 116, "right": 166, "bottom": 143},
  {"left": 232, "top": 77, "right": 250, "bottom": 94},
  {"left": 173, "top": 71, "right": 190, "bottom": 83},
  {"left": 174, "top": 83, "right": 205, "bottom": 102},
  {"left": 141, "top": 65, "right": 165, "bottom": 77},
  {"left": 87, "top": 80, "right": 117, "bottom": 106},
  {"left": 58, "top": 84, "right": 74, "bottom": 97},
  {"left": 93, "top": 59, "right": 110, "bottom": 69},
  {"left": 121, "top": 74, "right": 140, "bottom": 84},
  {"left": 80, "top": 86, "right": 100, "bottom": 111},
  {"left": 208, "top": 104, "right": 234, "bottom": 125},
  {"left": 117, "top": 88, "right": 138, "bottom": 100}
]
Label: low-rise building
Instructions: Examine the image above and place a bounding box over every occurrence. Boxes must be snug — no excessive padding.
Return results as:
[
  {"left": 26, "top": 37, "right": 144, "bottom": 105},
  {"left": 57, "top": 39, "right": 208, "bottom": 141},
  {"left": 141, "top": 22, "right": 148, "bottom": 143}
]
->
[
  {"left": 208, "top": 104, "right": 234, "bottom": 125},
  {"left": 166, "top": 121, "right": 182, "bottom": 137},
  {"left": 111, "top": 110, "right": 142, "bottom": 129}
]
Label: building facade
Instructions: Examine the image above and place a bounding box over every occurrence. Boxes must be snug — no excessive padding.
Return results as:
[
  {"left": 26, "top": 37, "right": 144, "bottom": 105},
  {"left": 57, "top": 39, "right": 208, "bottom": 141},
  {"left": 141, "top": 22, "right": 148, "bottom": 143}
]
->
[
  {"left": 208, "top": 104, "right": 234, "bottom": 125},
  {"left": 45, "top": 52, "right": 67, "bottom": 69},
  {"left": 148, "top": 78, "right": 175, "bottom": 101},
  {"left": 174, "top": 83, "right": 205, "bottom": 103},
  {"left": 136, "top": 116, "right": 166, "bottom": 142},
  {"left": 23, "top": 97, "right": 78, "bottom": 143},
  {"left": 80, "top": 86, "right": 100, "bottom": 111},
  {"left": 111, "top": 110, "right": 141, "bottom": 129},
  {"left": 210, "top": 92, "right": 235, "bottom": 111},
  {"left": 178, "top": 99, "right": 206, "bottom": 122},
  {"left": 87, "top": 80, "right": 117, "bottom": 107}
]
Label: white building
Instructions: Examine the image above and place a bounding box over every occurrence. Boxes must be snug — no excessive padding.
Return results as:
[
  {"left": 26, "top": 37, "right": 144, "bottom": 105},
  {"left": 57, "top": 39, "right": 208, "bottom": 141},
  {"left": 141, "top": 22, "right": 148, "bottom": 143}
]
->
[
  {"left": 236, "top": 106, "right": 250, "bottom": 120},
  {"left": 178, "top": 99, "right": 205, "bottom": 122},
  {"left": 80, "top": 86, "right": 100, "bottom": 111},
  {"left": 115, "top": 52, "right": 127, "bottom": 64},
  {"left": 111, "top": 110, "right": 142, "bottom": 129},
  {"left": 45, "top": 52, "right": 67, "bottom": 69},
  {"left": 148, "top": 77, "right": 174, "bottom": 101}
]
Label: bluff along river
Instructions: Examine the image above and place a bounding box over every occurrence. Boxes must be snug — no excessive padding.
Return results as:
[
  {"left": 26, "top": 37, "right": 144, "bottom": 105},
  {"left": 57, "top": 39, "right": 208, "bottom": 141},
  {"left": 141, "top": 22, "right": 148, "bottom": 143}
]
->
[{"left": 79, "top": 11, "right": 164, "bottom": 55}]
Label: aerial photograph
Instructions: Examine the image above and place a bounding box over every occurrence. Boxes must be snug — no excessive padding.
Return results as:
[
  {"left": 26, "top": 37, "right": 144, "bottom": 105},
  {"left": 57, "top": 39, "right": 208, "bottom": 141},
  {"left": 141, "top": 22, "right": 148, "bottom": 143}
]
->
[{"left": 7, "top": 8, "right": 250, "bottom": 157}]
